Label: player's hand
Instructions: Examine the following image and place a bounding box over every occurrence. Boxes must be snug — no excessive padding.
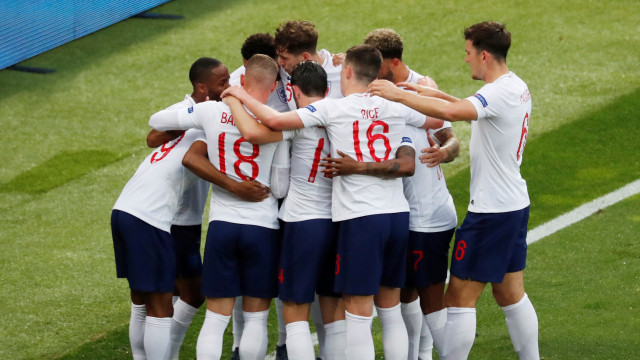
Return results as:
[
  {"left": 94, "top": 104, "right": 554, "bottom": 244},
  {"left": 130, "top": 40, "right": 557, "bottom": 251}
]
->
[
  {"left": 332, "top": 53, "right": 346, "bottom": 66},
  {"left": 222, "top": 96, "right": 241, "bottom": 106},
  {"left": 319, "top": 150, "right": 363, "bottom": 177},
  {"left": 368, "top": 80, "right": 403, "bottom": 102},
  {"left": 420, "top": 145, "right": 446, "bottom": 167},
  {"left": 231, "top": 180, "right": 270, "bottom": 202},
  {"left": 221, "top": 85, "right": 249, "bottom": 101},
  {"left": 396, "top": 82, "right": 440, "bottom": 98},
  {"left": 416, "top": 76, "right": 438, "bottom": 89}
]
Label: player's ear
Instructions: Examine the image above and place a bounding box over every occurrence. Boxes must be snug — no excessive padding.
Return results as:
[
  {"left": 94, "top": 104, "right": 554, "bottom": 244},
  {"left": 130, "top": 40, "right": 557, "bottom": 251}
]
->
[
  {"left": 270, "top": 80, "right": 278, "bottom": 93},
  {"left": 324, "top": 87, "right": 329, "bottom": 97},
  {"left": 240, "top": 74, "right": 245, "bottom": 86},
  {"left": 292, "top": 85, "right": 302, "bottom": 99},
  {"left": 392, "top": 58, "right": 401, "bottom": 67},
  {"left": 345, "top": 66, "right": 354, "bottom": 80},
  {"left": 302, "top": 52, "right": 311, "bottom": 61}
]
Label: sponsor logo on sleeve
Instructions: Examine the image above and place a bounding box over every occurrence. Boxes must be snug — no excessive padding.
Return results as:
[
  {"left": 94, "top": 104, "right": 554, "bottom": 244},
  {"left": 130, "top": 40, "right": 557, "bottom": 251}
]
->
[
  {"left": 305, "top": 105, "right": 317, "bottom": 113},
  {"left": 473, "top": 93, "right": 488, "bottom": 108},
  {"left": 402, "top": 136, "right": 412, "bottom": 144},
  {"left": 188, "top": 106, "right": 194, "bottom": 113}
]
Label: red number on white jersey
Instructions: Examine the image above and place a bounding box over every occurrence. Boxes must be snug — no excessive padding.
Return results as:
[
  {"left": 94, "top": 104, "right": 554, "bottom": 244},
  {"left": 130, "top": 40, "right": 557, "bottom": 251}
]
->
[
  {"left": 353, "top": 120, "right": 391, "bottom": 162},
  {"left": 308, "top": 138, "right": 326, "bottom": 183},
  {"left": 218, "top": 133, "right": 260, "bottom": 181},
  {"left": 516, "top": 112, "right": 529, "bottom": 161},
  {"left": 150, "top": 132, "right": 185, "bottom": 164}
]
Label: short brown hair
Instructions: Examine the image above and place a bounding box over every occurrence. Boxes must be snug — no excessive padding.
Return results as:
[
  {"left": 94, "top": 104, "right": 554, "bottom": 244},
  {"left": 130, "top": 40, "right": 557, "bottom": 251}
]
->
[
  {"left": 464, "top": 21, "right": 511, "bottom": 61},
  {"left": 274, "top": 20, "right": 318, "bottom": 55},
  {"left": 363, "top": 28, "right": 403, "bottom": 60},
  {"left": 245, "top": 54, "right": 278, "bottom": 87},
  {"left": 345, "top": 44, "right": 382, "bottom": 84}
]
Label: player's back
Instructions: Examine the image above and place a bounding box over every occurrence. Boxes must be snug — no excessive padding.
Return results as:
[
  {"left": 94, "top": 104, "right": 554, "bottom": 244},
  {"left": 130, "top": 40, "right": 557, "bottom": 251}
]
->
[
  {"left": 298, "top": 93, "right": 426, "bottom": 221},
  {"left": 113, "top": 129, "right": 206, "bottom": 232},
  {"left": 279, "top": 126, "right": 332, "bottom": 221},
  {"left": 402, "top": 125, "right": 457, "bottom": 232},
  {"left": 193, "top": 101, "right": 287, "bottom": 229}
]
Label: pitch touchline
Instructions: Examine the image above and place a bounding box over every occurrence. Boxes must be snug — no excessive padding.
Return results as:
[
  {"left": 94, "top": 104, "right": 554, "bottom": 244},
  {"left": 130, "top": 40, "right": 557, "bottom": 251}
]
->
[
  {"left": 526, "top": 179, "right": 640, "bottom": 245},
  {"left": 264, "top": 179, "right": 640, "bottom": 358}
]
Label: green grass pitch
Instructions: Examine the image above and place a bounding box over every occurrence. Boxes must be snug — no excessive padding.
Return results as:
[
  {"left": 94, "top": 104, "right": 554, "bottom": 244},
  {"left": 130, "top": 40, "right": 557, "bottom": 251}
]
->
[{"left": 0, "top": 0, "right": 639, "bottom": 358}]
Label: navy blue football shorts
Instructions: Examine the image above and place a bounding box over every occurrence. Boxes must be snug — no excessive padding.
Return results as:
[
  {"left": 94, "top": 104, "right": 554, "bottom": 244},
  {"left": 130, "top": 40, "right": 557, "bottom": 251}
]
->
[
  {"left": 450, "top": 206, "right": 530, "bottom": 283},
  {"left": 405, "top": 227, "right": 455, "bottom": 288},
  {"left": 278, "top": 218, "right": 340, "bottom": 303},
  {"left": 111, "top": 210, "right": 176, "bottom": 293},
  {"left": 334, "top": 212, "right": 409, "bottom": 295},
  {"left": 201, "top": 221, "right": 279, "bottom": 299},
  {"left": 171, "top": 224, "right": 203, "bottom": 279}
]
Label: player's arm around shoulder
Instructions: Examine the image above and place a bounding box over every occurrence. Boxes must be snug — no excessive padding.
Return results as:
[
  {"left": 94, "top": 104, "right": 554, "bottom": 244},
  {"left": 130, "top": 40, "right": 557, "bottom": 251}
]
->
[
  {"left": 370, "top": 79, "right": 478, "bottom": 122},
  {"left": 222, "top": 85, "right": 304, "bottom": 131},
  {"left": 224, "top": 96, "right": 283, "bottom": 145}
]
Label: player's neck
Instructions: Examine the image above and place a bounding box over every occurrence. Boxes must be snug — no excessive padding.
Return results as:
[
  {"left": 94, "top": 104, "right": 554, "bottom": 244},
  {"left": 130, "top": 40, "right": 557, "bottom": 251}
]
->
[
  {"left": 298, "top": 95, "right": 323, "bottom": 108},
  {"left": 393, "top": 63, "right": 410, "bottom": 84},
  {"left": 244, "top": 86, "right": 269, "bottom": 104},
  {"left": 483, "top": 62, "right": 509, "bottom": 83},
  {"left": 191, "top": 92, "right": 207, "bottom": 103},
  {"left": 309, "top": 51, "right": 324, "bottom": 65},
  {"left": 343, "top": 82, "right": 369, "bottom": 96}
]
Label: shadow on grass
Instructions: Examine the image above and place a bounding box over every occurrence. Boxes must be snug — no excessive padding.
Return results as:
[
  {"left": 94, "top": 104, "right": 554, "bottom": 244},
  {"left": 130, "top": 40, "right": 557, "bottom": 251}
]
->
[
  {"left": 0, "top": 150, "right": 128, "bottom": 194},
  {"left": 446, "top": 87, "right": 640, "bottom": 229},
  {"left": 0, "top": 0, "right": 244, "bottom": 102}
]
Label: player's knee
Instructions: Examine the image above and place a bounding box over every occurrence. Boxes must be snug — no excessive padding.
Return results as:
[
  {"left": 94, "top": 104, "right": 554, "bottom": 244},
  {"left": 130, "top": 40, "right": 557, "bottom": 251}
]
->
[{"left": 491, "top": 286, "right": 524, "bottom": 307}]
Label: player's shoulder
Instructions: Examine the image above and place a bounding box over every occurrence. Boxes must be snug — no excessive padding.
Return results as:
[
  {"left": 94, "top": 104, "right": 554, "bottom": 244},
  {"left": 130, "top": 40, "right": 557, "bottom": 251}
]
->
[{"left": 165, "top": 95, "right": 195, "bottom": 110}]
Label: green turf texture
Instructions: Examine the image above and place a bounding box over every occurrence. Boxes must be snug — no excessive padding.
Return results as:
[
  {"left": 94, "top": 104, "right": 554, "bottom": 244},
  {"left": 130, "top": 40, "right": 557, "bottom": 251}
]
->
[{"left": 0, "top": 0, "right": 638, "bottom": 358}]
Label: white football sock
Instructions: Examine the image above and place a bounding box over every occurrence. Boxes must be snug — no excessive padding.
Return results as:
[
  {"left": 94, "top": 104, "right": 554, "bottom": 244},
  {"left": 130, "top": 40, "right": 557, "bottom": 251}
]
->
[
  {"left": 129, "top": 303, "right": 147, "bottom": 360},
  {"left": 144, "top": 316, "right": 172, "bottom": 360},
  {"left": 324, "top": 320, "right": 347, "bottom": 360},
  {"left": 310, "top": 296, "right": 326, "bottom": 359},
  {"left": 196, "top": 310, "right": 230, "bottom": 360},
  {"left": 401, "top": 299, "right": 422, "bottom": 360},
  {"left": 169, "top": 299, "right": 199, "bottom": 360},
  {"left": 345, "top": 311, "right": 375, "bottom": 360},
  {"left": 232, "top": 297, "right": 243, "bottom": 350},
  {"left": 286, "top": 321, "right": 316, "bottom": 360},
  {"left": 240, "top": 309, "right": 270, "bottom": 360},
  {"left": 419, "top": 316, "right": 433, "bottom": 360},
  {"left": 377, "top": 303, "right": 409, "bottom": 360},
  {"left": 276, "top": 298, "right": 287, "bottom": 347},
  {"left": 502, "top": 293, "right": 540, "bottom": 360},
  {"left": 440, "top": 307, "right": 476, "bottom": 360},
  {"left": 172, "top": 295, "right": 179, "bottom": 306},
  {"left": 425, "top": 308, "right": 447, "bottom": 356}
]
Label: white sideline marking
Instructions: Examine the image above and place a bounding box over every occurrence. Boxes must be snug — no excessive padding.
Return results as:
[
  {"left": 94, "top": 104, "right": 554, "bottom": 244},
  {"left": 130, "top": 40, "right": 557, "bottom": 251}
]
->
[
  {"left": 264, "top": 179, "right": 640, "bottom": 359},
  {"left": 526, "top": 179, "right": 640, "bottom": 244}
]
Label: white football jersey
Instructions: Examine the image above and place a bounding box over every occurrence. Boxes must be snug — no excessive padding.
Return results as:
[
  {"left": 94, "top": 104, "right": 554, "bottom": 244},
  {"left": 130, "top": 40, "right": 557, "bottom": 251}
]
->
[
  {"left": 400, "top": 69, "right": 457, "bottom": 231},
  {"left": 168, "top": 95, "right": 210, "bottom": 226},
  {"left": 296, "top": 93, "right": 425, "bottom": 221},
  {"left": 402, "top": 125, "right": 457, "bottom": 232},
  {"left": 465, "top": 71, "right": 531, "bottom": 213},
  {"left": 113, "top": 128, "right": 207, "bottom": 232},
  {"left": 149, "top": 101, "right": 294, "bottom": 229},
  {"left": 279, "top": 49, "right": 343, "bottom": 111},
  {"left": 278, "top": 126, "right": 333, "bottom": 221},
  {"left": 230, "top": 65, "right": 289, "bottom": 112}
]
